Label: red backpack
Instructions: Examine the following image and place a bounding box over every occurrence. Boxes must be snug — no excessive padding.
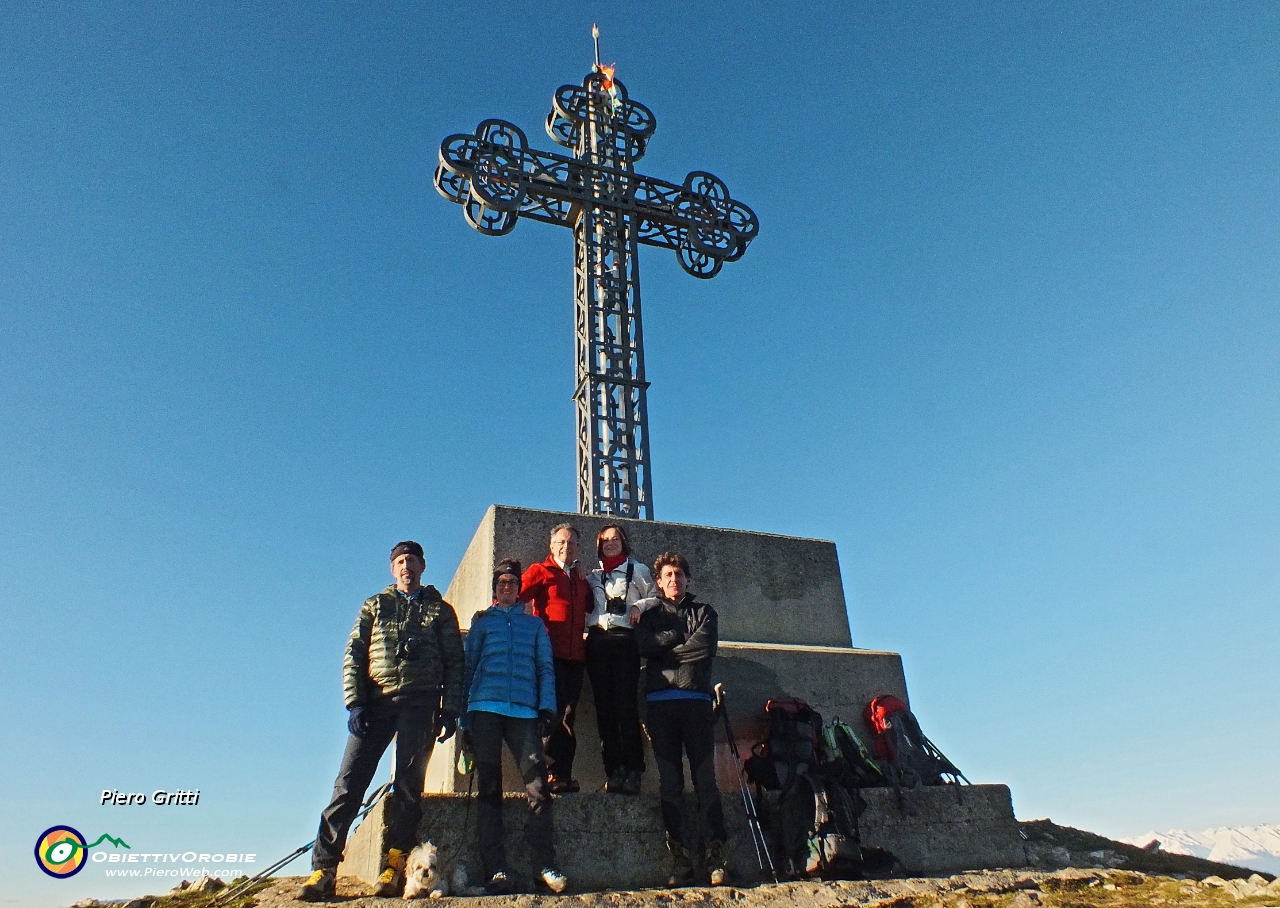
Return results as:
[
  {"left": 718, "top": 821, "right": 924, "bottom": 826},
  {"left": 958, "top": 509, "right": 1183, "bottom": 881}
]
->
[
  {"left": 862, "top": 695, "right": 910, "bottom": 760},
  {"left": 862, "top": 694, "right": 968, "bottom": 798}
]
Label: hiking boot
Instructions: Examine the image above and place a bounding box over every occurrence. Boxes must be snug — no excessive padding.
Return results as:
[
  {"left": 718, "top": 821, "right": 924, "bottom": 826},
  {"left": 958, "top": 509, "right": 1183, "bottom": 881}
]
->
[
  {"left": 298, "top": 868, "right": 336, "bottom": 901},
  {"left": 666, "top": 837, "right": 695, "bottom": 888},
  {"left": 485, "top": 870, "right": 511, "bottom": 895},
  {"left": 622, "top": 770, "right": 642, "bottom": 795},
  {"left": 605, "top": 768, "right": 625, "bottom": 793},
  {"left": 372, "top": 847, "right": 406, "bottom": 897},
  {"left": 547, "top": 776, "right": 579, "bottom": 794},
  {"left": 705, "top": 840, "right": 730, "bottom": 886},
  {"left": 537, "top": 866, "right": 569, "bottom": 893}
]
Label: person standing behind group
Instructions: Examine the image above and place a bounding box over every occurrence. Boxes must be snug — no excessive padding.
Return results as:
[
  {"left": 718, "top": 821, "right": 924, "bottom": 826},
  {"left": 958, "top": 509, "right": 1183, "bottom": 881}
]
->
[
  {"left": 585, "top": 524, "right": 657, "bottom": 795},
  {"left": 462, "top": 558, "right": 568, "bottom": 895},
  {"left": 636, "top": 551, "right": 729, "bottom": 888},
  {"left": 520, "top": 523, "right": 591, "bottom": 792}
]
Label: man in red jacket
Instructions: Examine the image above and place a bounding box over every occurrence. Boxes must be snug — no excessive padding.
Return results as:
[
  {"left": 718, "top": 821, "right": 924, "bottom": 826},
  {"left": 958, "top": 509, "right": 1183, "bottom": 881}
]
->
[{"left": 520, "top": 522, "right": 591, "bottom": 792}]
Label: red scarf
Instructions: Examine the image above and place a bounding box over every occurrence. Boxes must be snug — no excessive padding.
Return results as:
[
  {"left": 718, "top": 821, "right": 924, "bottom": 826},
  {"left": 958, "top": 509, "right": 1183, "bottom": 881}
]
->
[{"left": 602, "top": 553, "right": 627, "bottom": 574}]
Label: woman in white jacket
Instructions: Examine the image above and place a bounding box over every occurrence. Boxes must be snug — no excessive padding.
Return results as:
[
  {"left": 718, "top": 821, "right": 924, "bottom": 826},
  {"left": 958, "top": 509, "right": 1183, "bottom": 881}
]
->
[{"left": 585, "top": 524, "right": 657, "bottom": 794}]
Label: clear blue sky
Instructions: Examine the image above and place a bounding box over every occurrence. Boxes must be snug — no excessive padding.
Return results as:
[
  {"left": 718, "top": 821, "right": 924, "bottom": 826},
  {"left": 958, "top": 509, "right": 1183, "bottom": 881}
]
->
[{"left": 4, "top": 3, "right": 1278, "bottom": 905}]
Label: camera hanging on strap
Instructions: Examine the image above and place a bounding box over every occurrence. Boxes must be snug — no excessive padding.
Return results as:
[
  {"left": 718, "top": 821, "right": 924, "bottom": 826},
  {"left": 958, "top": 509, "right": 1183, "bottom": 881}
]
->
[{"left": 606, "top": 561, "right": 636, "bottom": 615}]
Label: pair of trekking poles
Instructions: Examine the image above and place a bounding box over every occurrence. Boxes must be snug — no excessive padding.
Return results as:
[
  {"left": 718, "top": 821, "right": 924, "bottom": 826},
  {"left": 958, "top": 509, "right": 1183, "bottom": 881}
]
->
[
  {"left": 208, "top": 782, "right": 392, "bottom": 907},
  {"left": 713, "top": 683, "right": 778, "bottom": 884}
]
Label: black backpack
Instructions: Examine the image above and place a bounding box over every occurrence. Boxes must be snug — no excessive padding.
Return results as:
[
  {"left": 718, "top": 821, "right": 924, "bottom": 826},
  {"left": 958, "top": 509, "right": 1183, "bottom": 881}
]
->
[
  {"left": 745, "top": 697, "right": 821, "bottom": 791},
  {"left": 777, "top": 772, "right": 868, "bottom": 879}
]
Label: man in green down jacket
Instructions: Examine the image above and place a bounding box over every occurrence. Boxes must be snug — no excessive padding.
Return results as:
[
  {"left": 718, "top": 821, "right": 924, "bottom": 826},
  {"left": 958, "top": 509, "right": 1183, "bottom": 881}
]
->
[{"left": 299, "top": 541, "right": 464, "bottom": 901}]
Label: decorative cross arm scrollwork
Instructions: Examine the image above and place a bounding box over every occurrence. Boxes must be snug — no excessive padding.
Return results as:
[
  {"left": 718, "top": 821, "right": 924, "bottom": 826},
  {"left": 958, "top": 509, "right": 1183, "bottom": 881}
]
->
[{"left": 434, "top": 77, "right": 758, "bottom": 279}]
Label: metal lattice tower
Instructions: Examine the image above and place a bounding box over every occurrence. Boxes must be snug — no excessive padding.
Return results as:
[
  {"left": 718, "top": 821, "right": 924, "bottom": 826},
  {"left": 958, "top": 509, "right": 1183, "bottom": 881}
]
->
[{"left": 435, "top": 38, "right": 757, "bottom": 519}]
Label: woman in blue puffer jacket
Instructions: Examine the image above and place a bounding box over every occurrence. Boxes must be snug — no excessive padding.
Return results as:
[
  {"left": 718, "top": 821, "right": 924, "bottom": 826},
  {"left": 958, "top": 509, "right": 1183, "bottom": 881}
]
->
[{"left": 462, "top": 558, "right": 566, "bottom": 895}]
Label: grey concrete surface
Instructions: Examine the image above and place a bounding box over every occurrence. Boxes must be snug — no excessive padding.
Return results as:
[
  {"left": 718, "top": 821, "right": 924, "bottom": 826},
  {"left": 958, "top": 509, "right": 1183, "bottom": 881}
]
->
[
  {"left": 711, "top": 643, "right": 910, "bottom": 763},
  {"left": 339, "top": 785, "right": 1025, "bottom": 890},
  {"left": 443, "top": 505, "right": 852, "bottom": 646},
  {"left": 852, "top": 784, "right": 1027, "bottom": 874},
  {"left": 335, "top": 795, "right": 389, "bottom": 887},
  {"left": 443, "top": 506, "right": 497, "bottom": 632}
]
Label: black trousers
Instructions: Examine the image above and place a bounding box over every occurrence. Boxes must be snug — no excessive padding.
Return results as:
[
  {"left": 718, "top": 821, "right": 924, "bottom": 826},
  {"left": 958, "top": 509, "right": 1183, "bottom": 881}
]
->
[
  {"left": 646, "top": 698, "right": 727, "bottom": 849},
  {"left": 468, "top": 710, "right": 555, "bottom": 877},
  {"left": 544, "top": 658, "right": 585, "bottom": 782},
  {"left": 585, "top": 630, "right": 645, "bottom": 775},
  {"left": 312, "top": 698, "right": 436, "bottom": 869}
]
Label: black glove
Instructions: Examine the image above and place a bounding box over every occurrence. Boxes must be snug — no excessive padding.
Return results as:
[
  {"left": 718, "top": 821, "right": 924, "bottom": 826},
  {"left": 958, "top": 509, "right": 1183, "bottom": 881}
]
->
[
  {"left": 537, "top": 709, "right": 556, "bottom": 739},
  {"left": 435, "top": 708, "right": 458, "bottom": 743},
  {"left": 347, "top": 706, "right": 370, "bottom": 738}
]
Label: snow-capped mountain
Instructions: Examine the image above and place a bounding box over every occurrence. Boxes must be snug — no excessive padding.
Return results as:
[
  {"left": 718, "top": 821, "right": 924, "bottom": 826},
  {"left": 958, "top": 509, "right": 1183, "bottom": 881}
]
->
[{"left": 1121, "top": 825, "right": 1280, "bottom": 875}]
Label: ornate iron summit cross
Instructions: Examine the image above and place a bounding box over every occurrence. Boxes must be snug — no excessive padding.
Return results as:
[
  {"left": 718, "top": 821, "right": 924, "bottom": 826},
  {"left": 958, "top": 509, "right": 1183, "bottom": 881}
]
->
[{"left": 435, "top": 38, "right": 757, "bottom": 519}]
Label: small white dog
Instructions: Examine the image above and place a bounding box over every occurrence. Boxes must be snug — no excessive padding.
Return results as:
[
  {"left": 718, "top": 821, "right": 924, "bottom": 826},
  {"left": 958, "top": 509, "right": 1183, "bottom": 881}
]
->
[{"left": 402, "top": 842, "right": 469, "bottom": 899}]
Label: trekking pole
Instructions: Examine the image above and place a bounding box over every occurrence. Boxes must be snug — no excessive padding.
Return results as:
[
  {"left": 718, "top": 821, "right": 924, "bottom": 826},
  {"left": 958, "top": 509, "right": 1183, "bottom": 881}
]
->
[
  {"left": 921, "top": 731, "right": 971, "bottom": 784},
  {"left": 442, "top": 734, "right": 476, "bottom": 869},
  {"left": 713, "top": 684, "right": 778, "bottom": 883},
  {"left": 208, "top": 781, "right": 392, "bottom": 907}
]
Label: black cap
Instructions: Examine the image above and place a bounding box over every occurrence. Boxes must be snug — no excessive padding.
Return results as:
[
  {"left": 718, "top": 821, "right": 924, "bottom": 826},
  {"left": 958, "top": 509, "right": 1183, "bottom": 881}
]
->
[
  {"left": 493, "top": 558, "right": 523, "bottom": 594},
  {"left": 390, "top": 540, "right": 424, "bottom": 562}
]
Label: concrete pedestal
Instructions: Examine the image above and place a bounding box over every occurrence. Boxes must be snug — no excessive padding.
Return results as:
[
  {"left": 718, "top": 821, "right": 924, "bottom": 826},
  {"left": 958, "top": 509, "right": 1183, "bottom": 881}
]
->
[
  {"left": 339, "top": 785, "right": 1026, "bottom": 889},
  {"left": 428, "top": 505, "right": 909, "bottom": 796}
]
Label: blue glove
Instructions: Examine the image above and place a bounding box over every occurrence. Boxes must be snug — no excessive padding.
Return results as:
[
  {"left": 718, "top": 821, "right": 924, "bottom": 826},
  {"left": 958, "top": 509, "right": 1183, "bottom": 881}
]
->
[{"left": 347, "top": 706, "right": 370, "bottom": 738}]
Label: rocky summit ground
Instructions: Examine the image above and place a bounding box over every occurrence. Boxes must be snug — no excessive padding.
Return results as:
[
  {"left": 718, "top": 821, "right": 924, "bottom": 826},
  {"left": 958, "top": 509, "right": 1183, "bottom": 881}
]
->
[{"left": 73, "top": 822, "right": 1279, "bottom": 908}]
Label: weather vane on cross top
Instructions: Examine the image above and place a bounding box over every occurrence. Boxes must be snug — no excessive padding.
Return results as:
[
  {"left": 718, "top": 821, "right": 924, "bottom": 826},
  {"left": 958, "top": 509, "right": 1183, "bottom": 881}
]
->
[{"left": 435, "top": 25, "right": 758, "bottom": 520}]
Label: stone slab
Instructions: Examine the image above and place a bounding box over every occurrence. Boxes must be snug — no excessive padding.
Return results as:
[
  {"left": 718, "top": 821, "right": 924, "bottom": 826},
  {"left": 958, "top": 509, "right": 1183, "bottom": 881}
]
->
[
  {"left": 335, "top": 795, "right": 389, "bottom": 886},
  {"left": 711, "top": 643, "right": 910, "bottom": 757},
  {"left": 339, "top": 785, "right": 1025, "bottom": 889},
  {"left": 848, "top": 784, "right": 1027, "bottom": 874},
  {"left": 444, "top": 505, "right": 852, "bottom": 646}
]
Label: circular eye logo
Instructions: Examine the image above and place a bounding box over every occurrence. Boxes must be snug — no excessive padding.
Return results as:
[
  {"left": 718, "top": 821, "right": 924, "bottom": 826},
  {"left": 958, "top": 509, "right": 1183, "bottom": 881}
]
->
[{"left": 36, "top": 826, "right": 88, "bottom": 878}]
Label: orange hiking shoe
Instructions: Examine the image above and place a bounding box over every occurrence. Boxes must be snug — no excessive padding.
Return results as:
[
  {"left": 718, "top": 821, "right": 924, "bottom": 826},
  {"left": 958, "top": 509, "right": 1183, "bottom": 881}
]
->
[{"left": 372, "top": 847, "right": 406, "bottom": 897}]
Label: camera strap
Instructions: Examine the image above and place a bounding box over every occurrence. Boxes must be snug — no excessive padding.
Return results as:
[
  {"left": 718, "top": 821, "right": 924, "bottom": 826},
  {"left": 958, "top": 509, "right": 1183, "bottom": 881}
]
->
[
  {"left": 397, "top": 594, "right": 421, "bottom": 638},
  {"left": 394, "top": 587, "right": 444, "bottom": 648}
]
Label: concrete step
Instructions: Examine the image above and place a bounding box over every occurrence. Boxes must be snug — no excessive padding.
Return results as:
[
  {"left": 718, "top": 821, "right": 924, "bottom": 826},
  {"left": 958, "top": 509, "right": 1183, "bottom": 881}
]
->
[{"left": 339, "top": 784, "right": 1026, "bottom": 891}]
